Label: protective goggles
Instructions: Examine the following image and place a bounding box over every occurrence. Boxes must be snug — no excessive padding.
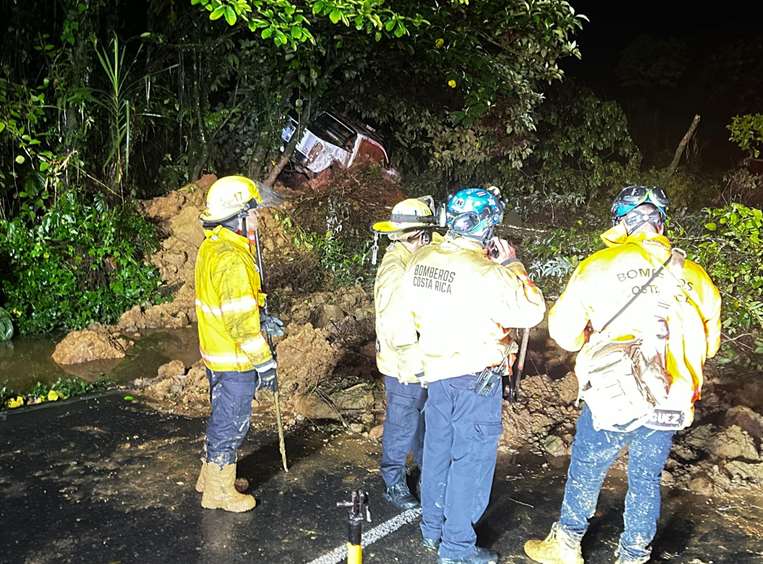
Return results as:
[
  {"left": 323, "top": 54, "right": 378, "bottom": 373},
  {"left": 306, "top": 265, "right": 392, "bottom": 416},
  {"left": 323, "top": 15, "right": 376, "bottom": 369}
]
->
[{"left": 611, "top": 186, "right": 668, "bottom": 219}]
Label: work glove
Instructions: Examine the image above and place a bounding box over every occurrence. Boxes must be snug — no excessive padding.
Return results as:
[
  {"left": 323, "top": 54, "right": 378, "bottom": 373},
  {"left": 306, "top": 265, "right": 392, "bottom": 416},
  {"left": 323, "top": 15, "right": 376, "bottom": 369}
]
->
[
  {"left": 261, "top": 314, "right": 285, "bottom": 338},
  {"left": 256, "top": 363, "right": 278, "bottom": 393}
]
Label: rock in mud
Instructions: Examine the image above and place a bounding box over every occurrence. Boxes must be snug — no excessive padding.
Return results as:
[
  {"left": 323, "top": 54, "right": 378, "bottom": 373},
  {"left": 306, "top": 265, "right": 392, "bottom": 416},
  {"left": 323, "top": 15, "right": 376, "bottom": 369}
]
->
[
  {"left": 141, "top": 181, "right": 209, "bottom": 223},
  {"left": 557, "top": 372, "right": 579, "bottom": 405},
  {"left": 708, "top": 425, "right": 759, "bottom": 461},
  {"left": 276, "top": 323, "right": 341, "bottom": 396},
  {"left": 143, "top": 360, "right": 208, "bottom": 413},
  {"left": 157, "top": 360, "right": 186, "bottom": 380},
  {"left": 724, "top": 460, "right": 763, "bottom": 483},
  {"left": 52, "top": 328, "right": 133, "bottom": 365},
  {"left": 688, "top": 473, "right": 715, "bottom": 495},
  {"left": 500, "top": 372, "right": 580, "bottom": 455},
  {"left": 542, "top": 435, "right": 569, "bottom": 457},
  {"left": 369, "top": 424, "right": 384, "bottom": 441},
  {"left": 293, "top": 395, "right": 341, "bottom": 421},
  {"left": 682, "top": 424, "right": 715, "bottom": 452},
  {"left": 724, "top": 405, "right": 763, "bottom": 440},
  {"left": 329, "top": 383, "right": 374, "bottom": 412}
]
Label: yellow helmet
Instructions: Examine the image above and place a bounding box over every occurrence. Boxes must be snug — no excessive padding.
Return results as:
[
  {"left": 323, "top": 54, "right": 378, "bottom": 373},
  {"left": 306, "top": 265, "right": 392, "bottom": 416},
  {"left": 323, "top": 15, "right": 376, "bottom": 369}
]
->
[
  {"left": 372, "top": 198, "right": 434, "bottom": 237},
  {"left": 200, "top": 176, "right": 263, "bottom": 223}
]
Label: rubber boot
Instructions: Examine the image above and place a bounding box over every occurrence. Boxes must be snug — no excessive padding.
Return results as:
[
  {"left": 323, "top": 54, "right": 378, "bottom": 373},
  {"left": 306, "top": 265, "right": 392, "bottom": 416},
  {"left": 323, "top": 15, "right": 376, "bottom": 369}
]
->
[
  {"left": 383, "top": 480, "right": 420, "bottom": 511},
  {"left": 195, "top": 461, "right": 207, "bottom": 493},
  {"left": 438, "top": 547, "right": 499, "bottom": 564},
  {"left": 524, "top": 523, "right": 584, "bottom": 564},
  {"left": 201, "top": 463, "right": 256, "bottom": 512}
]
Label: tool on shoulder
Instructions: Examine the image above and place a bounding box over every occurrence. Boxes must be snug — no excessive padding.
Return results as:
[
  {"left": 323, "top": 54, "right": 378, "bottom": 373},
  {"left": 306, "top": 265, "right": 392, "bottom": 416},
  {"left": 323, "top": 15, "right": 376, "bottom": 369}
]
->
[
  {"left": 251, "top": 216, "right": 289, "bottom": 473},
  {"left": 337, "top": 490, "right": 371, "bottom": 564},
  {"left": 505, "top": 328, "right": 530, "bottom": 403}
]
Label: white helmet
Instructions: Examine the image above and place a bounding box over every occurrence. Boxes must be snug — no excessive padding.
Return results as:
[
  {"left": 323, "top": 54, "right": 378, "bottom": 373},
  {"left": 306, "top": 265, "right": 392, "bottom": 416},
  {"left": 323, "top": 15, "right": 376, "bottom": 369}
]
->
[{"left": 200, "top": 176, "right": 262, "bottom": 223}]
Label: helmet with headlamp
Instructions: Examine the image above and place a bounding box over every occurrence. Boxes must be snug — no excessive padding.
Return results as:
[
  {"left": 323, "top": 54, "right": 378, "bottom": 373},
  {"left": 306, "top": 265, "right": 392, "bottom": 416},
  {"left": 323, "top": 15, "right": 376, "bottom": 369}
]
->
[
  {"left": 611, "top": 185, "right": 669, "bottom": 225},
  {"left": 446, "top": 186, "right": 505, "bottom": 244}
]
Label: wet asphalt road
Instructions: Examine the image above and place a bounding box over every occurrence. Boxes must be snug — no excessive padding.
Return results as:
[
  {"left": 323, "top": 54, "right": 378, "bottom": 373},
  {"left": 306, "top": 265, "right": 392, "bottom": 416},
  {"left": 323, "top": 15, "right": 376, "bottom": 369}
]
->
[{"left": 1, "top": 393, "right": 761, "bottom": 563}]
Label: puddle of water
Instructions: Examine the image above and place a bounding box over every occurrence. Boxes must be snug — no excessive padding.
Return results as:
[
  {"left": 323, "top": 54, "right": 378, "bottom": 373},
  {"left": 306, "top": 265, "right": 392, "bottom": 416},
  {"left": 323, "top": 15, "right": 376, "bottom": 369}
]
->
[{"left": 0, "top": 326, "right": 200, "bottom": 393}]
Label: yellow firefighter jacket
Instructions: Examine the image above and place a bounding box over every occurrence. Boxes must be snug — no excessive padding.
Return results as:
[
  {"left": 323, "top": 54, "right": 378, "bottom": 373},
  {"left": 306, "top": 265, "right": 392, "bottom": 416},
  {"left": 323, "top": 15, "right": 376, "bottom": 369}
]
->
[
  {"left": 374, "top": 233, "right": 443, "bottom": 383},
  {"left": 398, "top": 235, "right": 546, "bottom": 382},
  {"left": 548, "top": 225, "right": 721, "bottom": 425},
  {"left": 194, "top": 225, "right": 273, "bottom": 373}
]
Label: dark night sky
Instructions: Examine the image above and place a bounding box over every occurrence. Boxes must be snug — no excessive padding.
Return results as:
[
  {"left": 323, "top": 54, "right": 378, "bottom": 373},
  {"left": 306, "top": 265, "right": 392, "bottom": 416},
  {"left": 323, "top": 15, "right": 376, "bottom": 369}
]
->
[{"left": 564, "top": 1, "right": 763, "bottom": 169}]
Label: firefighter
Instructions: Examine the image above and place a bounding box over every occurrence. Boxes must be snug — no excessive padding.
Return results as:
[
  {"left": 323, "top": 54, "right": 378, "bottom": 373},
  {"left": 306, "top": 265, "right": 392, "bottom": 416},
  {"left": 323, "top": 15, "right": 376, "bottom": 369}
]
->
[
  {"left": 399, "top": 187, "right": 546, "bottom": 564},
  {"left": 193, "top": 176, "right": 280, "bottom": 513},
  {"left": 372, "top": 197, "right": 440, "bottom": 511},
  {"left": 524, "top": 186, "right": 721, "bottom": 564}
]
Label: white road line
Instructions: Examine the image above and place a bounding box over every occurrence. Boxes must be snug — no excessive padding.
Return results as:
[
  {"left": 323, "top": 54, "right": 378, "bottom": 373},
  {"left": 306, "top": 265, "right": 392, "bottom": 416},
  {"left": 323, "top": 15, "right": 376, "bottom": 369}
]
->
[{"left": 306, "top": 507, "right": 422, "bottom": 564}]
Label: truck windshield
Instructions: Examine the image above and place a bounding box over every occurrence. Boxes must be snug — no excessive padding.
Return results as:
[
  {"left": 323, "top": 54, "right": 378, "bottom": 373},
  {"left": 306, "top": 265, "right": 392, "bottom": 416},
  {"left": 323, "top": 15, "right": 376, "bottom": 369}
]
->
[{"left": 308, "top": 113, "right": 354, "bottom": 148}]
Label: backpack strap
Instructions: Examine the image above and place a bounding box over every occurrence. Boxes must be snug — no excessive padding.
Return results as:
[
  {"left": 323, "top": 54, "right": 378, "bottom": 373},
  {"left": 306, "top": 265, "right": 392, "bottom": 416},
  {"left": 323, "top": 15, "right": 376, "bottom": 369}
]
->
[{"left": 599, "top": 251, "right": 673, "bottom": 334}]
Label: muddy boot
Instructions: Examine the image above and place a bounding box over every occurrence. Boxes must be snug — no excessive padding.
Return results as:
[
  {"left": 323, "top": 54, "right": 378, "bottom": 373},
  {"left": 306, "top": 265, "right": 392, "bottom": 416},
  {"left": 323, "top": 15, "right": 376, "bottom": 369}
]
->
[
  {"left": 524, "top": 523, "right": 584, "bottom": 564},
  {"left": 201, "top": 463, "right": 256, "bottom": 513},
  {"left": 383, "top": 480, "right": 419, "bottom": 511},
  {"left": 195, "top": 461, "right": 207, "bottom": 493}
]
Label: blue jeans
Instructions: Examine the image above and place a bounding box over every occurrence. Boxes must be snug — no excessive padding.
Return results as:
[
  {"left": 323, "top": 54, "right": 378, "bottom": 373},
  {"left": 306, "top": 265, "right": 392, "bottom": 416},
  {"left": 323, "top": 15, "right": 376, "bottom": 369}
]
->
[
  {"left": 559, "top": 405, "right": 675, "bottom": 562},
  {"left": 420, "top": 374, "right": 503, "bottom": 560},
  {"left": 205, "top": 368, "right": 258, "bottom": 467},
  {"left": 381, "top": 376, "right": 427, "bottom": 487}
]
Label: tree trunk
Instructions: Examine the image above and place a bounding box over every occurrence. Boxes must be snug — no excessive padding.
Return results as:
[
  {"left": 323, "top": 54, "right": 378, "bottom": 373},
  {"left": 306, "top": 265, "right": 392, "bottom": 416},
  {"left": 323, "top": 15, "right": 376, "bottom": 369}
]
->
[
  {"left": 264, "top": 131, "right": 299, "bottom": 186},
  {"left": 666, "top": 114, "right": 701, "bottom": 178}
]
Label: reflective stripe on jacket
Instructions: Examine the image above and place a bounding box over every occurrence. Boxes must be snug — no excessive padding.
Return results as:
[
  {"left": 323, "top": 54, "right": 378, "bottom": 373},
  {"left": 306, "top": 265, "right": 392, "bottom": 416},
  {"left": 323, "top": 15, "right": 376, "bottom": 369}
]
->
[
  {"left": 194, "top": 225, "right": 273, "bottom": 372},
  {"left": 548, "top": 225, "right": 721, "bottom": 424},
  {"left": 374, "top": 234, "right": 443, "bottom": 383},
  {"left": 399, "top": 235, "right": 546, "bottom": 382}
]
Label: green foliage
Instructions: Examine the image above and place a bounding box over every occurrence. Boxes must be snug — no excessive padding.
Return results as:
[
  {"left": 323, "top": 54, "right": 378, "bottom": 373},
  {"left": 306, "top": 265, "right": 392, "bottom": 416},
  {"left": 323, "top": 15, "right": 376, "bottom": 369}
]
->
[
  {"left": 0, "top": 192, "right": 163, "bottom": 334},
  {"left": 0, "top": 78, "right": 84, "bottom": 220},
  {"left": 1, "top": 376, "right": 112, "bottom": 410},
  {"left": 309, "top": 231, "right": 372, "bottom": 287},
  {"left": 669, "top": 204, "right": 763, "bottom": 366},
  {"left": 192, "top": 0, "right": 426, "bottom": 49},
  {"left": 275, "top": 210, "right": 372, "bottom": 288},
  {"left": 93, "top": 35, "right": 134, "bottom": 194},
  {"left": 504, "top": 84, "right": 641, "bottom": 221},
  {"left": 683, "top": 204, "right": 763, "bottom": 335},
  {"left": 728, "top": 113, "right": 763, "bottom": 159},
  {"left": 519, "top": 222, "right": 603, "bottom": 297},
  {"left": 327, "top": 1, "right": 586, "bottom": 192}
]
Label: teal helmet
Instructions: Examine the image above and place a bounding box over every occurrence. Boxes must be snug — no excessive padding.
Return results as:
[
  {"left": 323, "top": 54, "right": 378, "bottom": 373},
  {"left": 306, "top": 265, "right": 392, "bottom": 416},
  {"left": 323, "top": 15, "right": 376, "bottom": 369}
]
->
[
  {"left": 446, "top": 187, "right": 505, "bottom": 243},
  {"left": 611, "top": 185, "right": 668, "bottom": 224}
]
